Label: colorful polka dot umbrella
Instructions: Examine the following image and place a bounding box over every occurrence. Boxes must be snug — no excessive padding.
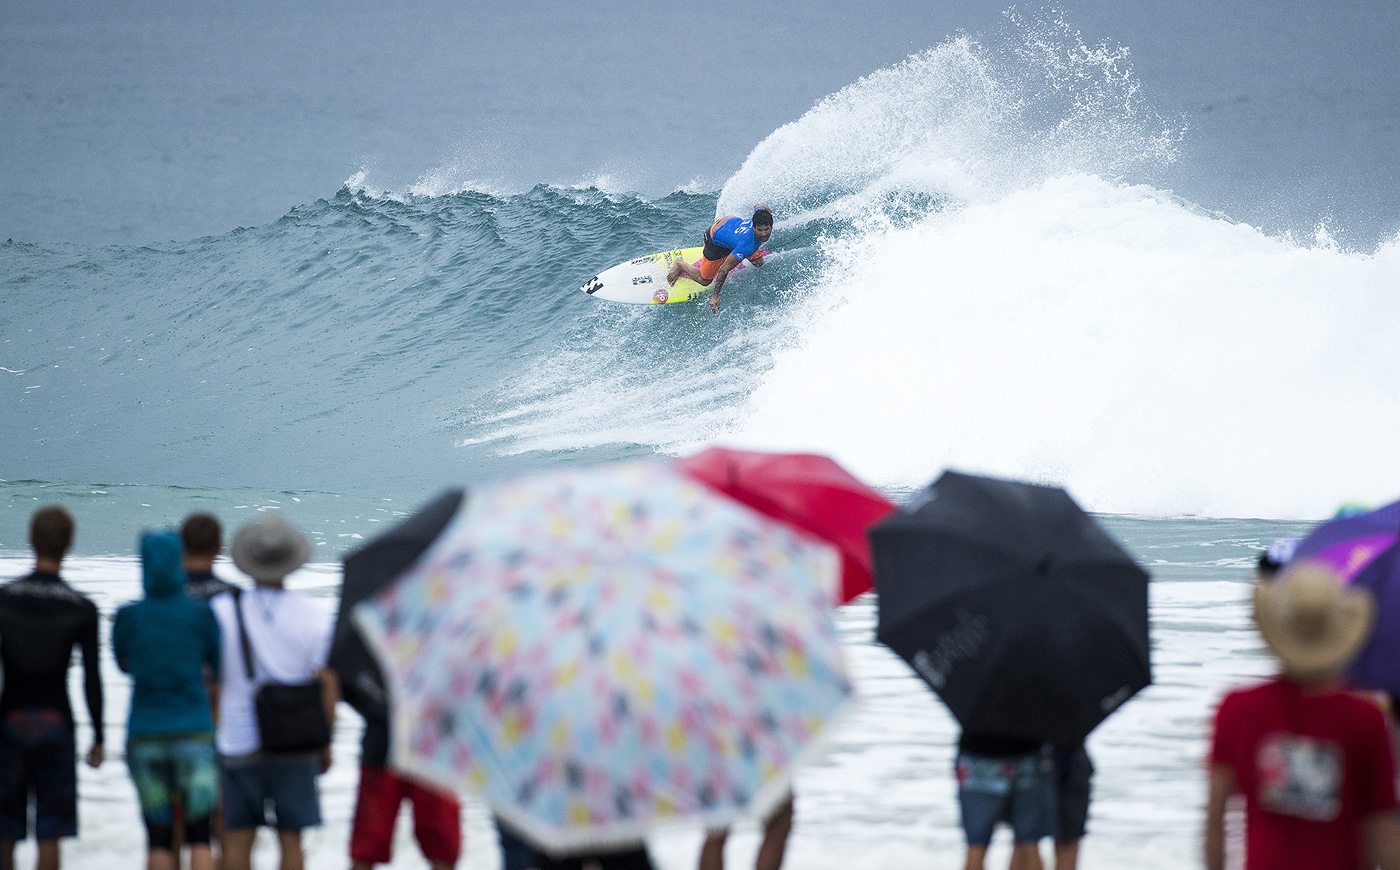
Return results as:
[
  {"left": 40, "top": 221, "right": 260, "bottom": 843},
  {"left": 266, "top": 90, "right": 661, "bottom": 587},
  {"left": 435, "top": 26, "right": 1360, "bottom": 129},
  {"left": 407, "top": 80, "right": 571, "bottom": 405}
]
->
[{"left": 354, "top": 461, "right": 853, "bottom": 855}]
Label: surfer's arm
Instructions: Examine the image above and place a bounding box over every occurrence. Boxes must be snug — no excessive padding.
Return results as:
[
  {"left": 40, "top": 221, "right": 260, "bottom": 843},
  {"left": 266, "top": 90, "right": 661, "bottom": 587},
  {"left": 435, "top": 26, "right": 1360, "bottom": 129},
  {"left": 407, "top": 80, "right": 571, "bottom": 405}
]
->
[{"left": 709, "top": 254, "right": 741, "bottom": 312}]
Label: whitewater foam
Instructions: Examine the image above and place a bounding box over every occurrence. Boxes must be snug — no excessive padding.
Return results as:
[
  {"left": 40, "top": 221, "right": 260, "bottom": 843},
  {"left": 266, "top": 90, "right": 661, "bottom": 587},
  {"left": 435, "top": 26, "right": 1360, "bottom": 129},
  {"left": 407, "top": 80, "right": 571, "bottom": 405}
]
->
[{"left": 726, "top": 174, "right": 1400, "bottom": 518}]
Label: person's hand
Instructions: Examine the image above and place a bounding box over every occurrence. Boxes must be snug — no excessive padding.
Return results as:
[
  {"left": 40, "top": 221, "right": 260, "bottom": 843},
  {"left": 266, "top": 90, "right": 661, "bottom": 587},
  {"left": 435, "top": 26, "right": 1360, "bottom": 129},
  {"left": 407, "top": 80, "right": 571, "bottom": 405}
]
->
[
  {"left": 709, "top": 292, "right": 721, "bottom": 313},
  {"left": 85, "top": 744, "right": 105, "bottom": 768},
  {"left": 318, "top": 746, "right": 332, "bottom": 775}
]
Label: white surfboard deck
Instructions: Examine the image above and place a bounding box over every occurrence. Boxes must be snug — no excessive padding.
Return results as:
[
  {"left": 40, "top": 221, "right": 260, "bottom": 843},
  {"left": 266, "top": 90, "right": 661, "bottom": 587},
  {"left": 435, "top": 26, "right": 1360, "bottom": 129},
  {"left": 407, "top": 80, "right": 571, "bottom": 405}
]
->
[{"left": 580, "top": 246, "right": 768, "bottom": 305}]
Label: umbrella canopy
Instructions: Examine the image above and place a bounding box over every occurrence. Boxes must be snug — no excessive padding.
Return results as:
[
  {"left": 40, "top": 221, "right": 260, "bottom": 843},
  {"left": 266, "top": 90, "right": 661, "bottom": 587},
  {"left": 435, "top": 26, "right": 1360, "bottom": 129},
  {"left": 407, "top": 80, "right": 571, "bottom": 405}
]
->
[
  {"left": 675, "top": 447, "right": 896, "bottom": 604},
  {"left": 1292, "top": 497, "right": 1400, "bottom": 694},
  {"left": 354, "top": 461, "right": 852, "bottom": 855},
  {"left": 870, "top": 471, "right": 1151, "bottom": 748},
  {"left": 331, "top": 489, "right": 465, "bottom": 719}
]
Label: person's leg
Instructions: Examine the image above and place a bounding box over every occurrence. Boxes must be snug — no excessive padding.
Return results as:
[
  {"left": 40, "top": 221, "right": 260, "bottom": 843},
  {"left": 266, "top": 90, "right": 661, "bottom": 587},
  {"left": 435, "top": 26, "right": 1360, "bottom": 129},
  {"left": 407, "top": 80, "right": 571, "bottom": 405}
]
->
[
  {"left": 955, "top": 754, "right": 1004, "bottom": 870},
  {"left": 219, "top": 758, "right": 268, "bottom": 870},
  {"left": 698, "top": 829, "right": 727, "bottom": 870},
  {"left": 1052, "top": 748, "right": 1091, "bottom": 870},
  {"left": 406, "top": 778, "right": 461, "bottom": 869},
  {"left": 181, "top": 815, "right": 215, "bottom": 870},
  {"left": 0, "top": 841, "right": 13, "bottom": 870},
  {"left": 187, "top": 845, "right": 215, "bottom": 870},
  {"left": 667, "top": 258, "right": 705, "bottom": 285},
  {"left": 1053, "top": 840, "right": 1080, "bottom": 870},
  {"left": 275, "top": 831, "right": 304, "bottom": 870},
  {"left": 1007, "top": 753, "right": 1055, "bottom": 870},
  {"left": 350, "top": 767, "right": 401, "bottom": 869},
  {"left": 1009, "top": 841, "right": 1043, "bottom": 870},
  {"left": 30, "top": 720, "right": 76, "bottom": 870},
  {"left": 147, "top": 848, "right": 177, "bottom": 870},
  {"left": 962, "top": 845, "right": 987, "bottom": 870},
  {"left": 754, "top": 794, "right": 794, "bottom": 870},
  {"left": 218, "top": 831, "right": 256, "bottom": 870},
  {"left": 266, "top": 758, "right": 319, "bottom": 870},
  {"left": 128, "top": 740, "right": 179, "bottom": 870},
  {"left": 34, "top": 840, "right": 58, "bottom": 870}
]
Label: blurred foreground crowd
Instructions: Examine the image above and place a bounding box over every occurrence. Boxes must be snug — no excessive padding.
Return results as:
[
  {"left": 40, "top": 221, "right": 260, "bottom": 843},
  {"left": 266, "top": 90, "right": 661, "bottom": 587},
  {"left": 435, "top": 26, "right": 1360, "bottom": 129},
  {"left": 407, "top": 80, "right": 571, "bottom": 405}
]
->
[{"left": 0, "top": 490, "right": 1397, "bottom": 870}]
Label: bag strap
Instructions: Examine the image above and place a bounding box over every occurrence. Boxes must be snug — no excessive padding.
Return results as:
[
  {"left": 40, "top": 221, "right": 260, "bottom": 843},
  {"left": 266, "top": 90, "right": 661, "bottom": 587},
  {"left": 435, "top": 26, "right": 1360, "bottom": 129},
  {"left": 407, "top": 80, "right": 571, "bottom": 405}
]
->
[{"left": 231, "top": 588, "right": 258, "bottom": 682}]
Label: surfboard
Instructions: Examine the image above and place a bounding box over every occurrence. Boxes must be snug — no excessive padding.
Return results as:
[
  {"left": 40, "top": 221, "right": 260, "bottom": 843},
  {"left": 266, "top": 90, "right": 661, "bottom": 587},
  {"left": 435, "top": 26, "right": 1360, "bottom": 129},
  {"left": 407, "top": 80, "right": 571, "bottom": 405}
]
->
[{"left": 580, "top": 247, "right": 769, "bottom": 305}]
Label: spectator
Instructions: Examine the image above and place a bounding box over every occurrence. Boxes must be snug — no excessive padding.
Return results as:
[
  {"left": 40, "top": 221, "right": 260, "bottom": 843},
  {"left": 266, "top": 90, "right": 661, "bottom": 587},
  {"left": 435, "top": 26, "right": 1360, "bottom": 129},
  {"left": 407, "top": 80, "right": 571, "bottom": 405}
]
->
[
  {"left": 0, "top": 505, "right": 104, "bottom": 870},
  {"left": 112, "top": 531, "right": 222, "bottom": 870},
  {"left": 698, "top": 793, "right": 794, "bottom": 870},
  {"left": 209, "top": 516, "right": 338, "bottom": 870},
  {"left": 1206, "top": 562, "right": 1400, "bottom": 870},
  {"left": 348, "top": 709, "right": 461, "bottom": 870},
  {"left": 953, "top": 731, "right": 1055, "bottom": 870},
  {"left": 181, "top": 514, "right": 238, "bottom": 601}
]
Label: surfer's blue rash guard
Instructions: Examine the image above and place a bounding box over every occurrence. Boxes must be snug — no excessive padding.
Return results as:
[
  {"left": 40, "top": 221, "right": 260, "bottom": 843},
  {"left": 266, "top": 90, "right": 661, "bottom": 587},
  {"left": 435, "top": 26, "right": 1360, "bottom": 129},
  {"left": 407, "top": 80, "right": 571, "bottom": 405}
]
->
[{"left": 708, "top": 216, "right": 760, "bottom": 262}]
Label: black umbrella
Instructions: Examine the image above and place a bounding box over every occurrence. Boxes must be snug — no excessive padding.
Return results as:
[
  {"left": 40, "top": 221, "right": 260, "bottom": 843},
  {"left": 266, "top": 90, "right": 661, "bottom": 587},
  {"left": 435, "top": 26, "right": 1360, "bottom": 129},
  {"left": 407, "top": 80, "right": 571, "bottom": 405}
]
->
[
  {"left": 330, "top": 488, "right": 465, "bottom": 719},
  {"left": 870, "top": 471, "right": 1150, "bottom": 748}
]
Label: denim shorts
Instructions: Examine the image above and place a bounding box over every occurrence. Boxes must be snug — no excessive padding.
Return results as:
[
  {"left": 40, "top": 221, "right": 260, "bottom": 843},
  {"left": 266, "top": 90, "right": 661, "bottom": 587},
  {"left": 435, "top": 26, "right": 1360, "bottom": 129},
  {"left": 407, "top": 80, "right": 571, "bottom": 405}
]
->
[
  {"left": 0, "top": 710, "right": 78, "bottom": 841},
  {"left": 955, "top": 750, "right": 1057, "bottom": 846},
  {"left": 219, "top": 754, "right": 321, "bottom": 831},
  {"left": 126, "top": 733, "right": 219, "bottom": 825}
]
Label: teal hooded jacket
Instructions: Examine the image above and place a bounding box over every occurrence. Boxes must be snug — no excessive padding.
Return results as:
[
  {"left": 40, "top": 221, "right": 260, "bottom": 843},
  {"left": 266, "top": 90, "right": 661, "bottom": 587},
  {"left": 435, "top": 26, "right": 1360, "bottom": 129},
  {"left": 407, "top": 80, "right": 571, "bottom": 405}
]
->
[{"left": 112, "top": 530, "right": 222, "bottom": 738}]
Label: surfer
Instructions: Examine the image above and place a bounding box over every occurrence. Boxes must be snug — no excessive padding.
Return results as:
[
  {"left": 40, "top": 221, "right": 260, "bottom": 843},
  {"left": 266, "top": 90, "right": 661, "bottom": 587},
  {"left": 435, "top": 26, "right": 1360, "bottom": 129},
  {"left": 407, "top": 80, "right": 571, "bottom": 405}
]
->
[{"left": 666, "top": 205, "right": 773, "bottom": 312}]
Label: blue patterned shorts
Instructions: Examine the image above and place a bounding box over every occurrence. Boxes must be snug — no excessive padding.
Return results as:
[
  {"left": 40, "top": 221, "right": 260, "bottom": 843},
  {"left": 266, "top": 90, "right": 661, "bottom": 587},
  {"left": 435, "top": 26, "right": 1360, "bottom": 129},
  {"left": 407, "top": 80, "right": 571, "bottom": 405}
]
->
[{"left": 126, "top": 733, "right": 219, "bottom": 825}]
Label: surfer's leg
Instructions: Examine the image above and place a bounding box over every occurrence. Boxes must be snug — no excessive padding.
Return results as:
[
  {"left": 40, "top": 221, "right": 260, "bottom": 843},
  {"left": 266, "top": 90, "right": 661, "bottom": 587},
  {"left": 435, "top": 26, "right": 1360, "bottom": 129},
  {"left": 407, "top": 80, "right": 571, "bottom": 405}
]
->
[{"left": 667, "top": 258, "right": 704, "bottom": 285}]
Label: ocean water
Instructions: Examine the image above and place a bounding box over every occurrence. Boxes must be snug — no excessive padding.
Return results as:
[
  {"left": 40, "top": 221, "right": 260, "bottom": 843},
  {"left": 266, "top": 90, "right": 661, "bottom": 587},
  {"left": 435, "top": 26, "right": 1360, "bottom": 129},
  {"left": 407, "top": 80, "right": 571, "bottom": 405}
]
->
[{"left": 3, "top": 0, "right": 1400, "bottom": 866}]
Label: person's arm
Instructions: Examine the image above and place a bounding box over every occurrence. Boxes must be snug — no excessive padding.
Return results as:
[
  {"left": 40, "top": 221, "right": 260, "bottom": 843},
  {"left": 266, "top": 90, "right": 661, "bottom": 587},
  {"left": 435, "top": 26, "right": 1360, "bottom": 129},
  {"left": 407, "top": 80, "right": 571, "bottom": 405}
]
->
[
  {"left": 110, "top": 609, "right": 131, "bottom": 673},
  {"left": 1204, "top": 763, "right": 1235, "bottom": 870},
  {"left": 708, "top": 254, "right": 741, "bottom": 313},
  {"left": 203, "top": 603, "right": 222, "bottom": 723},
  {"left": 80, "top": 605, "right": 105, "bottom": 766},
  {"left": 1365, "top": 811, "right": 1400, "bottom": 870},
  {"left": 316, "top": 667, "right": 340, "bottom": 774}
]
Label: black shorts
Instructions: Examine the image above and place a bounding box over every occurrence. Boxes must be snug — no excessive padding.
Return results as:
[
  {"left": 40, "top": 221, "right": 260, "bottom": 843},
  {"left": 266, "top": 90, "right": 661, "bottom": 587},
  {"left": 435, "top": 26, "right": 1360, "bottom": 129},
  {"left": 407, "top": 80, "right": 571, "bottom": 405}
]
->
[
  {"left": 1055, "top": 746, "right": 1093, "bottom": 841},
  {"left": 0, "top": 710, "right": 78, "bottom": 841},
  {"left": 701, "top": 227, "right": 733, "bottom": 264}
]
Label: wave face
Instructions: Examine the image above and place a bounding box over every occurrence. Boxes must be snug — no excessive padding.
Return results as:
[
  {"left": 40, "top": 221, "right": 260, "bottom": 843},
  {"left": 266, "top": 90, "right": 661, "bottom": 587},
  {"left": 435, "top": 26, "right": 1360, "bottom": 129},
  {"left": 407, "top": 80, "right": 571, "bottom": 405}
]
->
[{"left": 5, "top": 13, "right": 1399, "bottom": 518}]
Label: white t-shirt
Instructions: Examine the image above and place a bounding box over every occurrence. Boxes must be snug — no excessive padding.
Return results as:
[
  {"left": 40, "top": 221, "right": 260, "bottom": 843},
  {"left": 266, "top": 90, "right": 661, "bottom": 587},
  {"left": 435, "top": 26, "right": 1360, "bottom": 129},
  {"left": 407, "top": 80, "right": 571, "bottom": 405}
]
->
[{"left": 210, "top": 586, "right": 333, "bottom": 757}]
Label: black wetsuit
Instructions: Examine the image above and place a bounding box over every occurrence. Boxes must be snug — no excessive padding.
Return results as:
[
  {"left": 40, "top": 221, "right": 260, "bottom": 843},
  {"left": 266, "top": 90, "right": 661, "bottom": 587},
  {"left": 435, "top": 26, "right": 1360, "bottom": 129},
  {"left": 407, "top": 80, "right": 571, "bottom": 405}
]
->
[
  {"left": 183, "top": 569, "right": 238, "bottom": 601},
  {"left": 0, "top": 572, "right": 104, "bottom": 744}
]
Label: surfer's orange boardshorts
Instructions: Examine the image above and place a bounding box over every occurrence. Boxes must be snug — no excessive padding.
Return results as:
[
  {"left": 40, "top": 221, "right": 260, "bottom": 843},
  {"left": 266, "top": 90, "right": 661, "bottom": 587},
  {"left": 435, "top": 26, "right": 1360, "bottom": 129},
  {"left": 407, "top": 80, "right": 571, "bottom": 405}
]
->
[{"left": 699, "top": 255, "right": 725, "bottom": 282}]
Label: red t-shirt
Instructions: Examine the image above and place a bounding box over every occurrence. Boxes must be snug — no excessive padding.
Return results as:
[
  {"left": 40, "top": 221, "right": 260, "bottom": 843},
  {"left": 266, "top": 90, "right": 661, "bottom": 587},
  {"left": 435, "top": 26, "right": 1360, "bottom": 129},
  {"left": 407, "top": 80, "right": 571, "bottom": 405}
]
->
[{"left": 1210, "top": 677, "right": 1398, "bottom": 870}]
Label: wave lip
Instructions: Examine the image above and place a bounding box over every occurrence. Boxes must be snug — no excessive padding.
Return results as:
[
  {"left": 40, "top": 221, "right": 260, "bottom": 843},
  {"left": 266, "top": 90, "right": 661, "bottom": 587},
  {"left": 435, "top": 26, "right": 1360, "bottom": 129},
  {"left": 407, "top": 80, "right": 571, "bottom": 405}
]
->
[{"left": 720, "top": 11, "right": 1183, "bottom": 224}]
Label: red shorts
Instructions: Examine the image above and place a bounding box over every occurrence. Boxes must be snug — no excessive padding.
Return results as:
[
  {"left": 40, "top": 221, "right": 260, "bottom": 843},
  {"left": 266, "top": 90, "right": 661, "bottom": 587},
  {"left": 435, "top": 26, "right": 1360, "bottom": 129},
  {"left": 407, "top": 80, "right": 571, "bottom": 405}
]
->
[{"left": 349, "top": 767, "right": 462, "bottom": 864}]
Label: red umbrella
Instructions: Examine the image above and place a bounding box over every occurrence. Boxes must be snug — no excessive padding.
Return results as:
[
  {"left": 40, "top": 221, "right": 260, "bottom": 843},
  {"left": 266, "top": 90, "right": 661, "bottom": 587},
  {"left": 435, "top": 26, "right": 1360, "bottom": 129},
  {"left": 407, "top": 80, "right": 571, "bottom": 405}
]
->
[{"left": 676, "top": 447, "right": 896, "bottom": 604}]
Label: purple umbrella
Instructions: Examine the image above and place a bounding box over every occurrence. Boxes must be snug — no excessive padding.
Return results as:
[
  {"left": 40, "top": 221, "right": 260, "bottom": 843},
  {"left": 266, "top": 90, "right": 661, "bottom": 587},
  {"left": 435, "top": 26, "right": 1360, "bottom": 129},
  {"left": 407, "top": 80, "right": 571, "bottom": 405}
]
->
[{"left": 1294, "top": 498, "right": 1400, "bottom": 694}]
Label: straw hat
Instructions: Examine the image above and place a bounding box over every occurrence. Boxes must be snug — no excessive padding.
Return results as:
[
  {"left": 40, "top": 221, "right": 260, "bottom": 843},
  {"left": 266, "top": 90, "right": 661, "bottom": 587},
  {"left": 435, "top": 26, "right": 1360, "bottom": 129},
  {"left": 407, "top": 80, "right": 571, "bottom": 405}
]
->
[
  {"left": 1253, "top": 561, "right": 1376, "bottom": 680},
  {"left": 231, "top": 515, "right": 311, "bottom": 583}
]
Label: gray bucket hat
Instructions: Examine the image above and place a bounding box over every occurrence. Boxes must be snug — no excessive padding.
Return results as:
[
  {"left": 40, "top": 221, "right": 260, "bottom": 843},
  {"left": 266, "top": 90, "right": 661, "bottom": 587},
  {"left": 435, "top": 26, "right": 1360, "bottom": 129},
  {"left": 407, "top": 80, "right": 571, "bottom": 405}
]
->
[{"left": 231, "top": 515, "right": 311, "bottom": 583}]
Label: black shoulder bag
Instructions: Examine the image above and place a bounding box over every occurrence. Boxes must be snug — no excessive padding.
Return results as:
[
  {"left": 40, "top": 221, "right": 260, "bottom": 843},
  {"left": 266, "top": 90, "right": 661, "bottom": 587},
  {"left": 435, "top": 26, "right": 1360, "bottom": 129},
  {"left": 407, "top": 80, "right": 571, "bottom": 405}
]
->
[{"left": 232, "top": 589, "right": 332, "bottom": 755}]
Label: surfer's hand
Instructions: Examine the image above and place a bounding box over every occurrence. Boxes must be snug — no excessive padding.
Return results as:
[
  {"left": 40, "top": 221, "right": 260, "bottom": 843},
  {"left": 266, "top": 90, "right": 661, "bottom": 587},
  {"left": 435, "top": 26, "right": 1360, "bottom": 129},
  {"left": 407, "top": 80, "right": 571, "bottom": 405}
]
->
[{"left": 709, "top": 292, "right": 721, "bottom": 313}]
